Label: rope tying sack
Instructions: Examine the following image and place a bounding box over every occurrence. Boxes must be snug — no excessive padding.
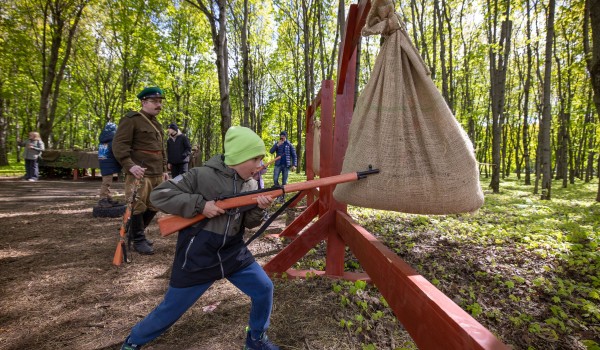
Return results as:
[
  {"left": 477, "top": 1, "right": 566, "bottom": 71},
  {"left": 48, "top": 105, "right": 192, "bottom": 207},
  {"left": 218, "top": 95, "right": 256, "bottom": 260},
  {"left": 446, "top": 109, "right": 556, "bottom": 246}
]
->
[{"left": 333, "top": 0, "right": 483, "bottom": 214}]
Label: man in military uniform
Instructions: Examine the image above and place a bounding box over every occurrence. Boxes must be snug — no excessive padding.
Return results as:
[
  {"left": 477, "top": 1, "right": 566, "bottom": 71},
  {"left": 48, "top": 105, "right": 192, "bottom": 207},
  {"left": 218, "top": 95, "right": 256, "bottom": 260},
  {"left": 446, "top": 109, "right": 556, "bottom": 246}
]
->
[{"left": 113, "top": 87, "right": 169, "bottom": 255}]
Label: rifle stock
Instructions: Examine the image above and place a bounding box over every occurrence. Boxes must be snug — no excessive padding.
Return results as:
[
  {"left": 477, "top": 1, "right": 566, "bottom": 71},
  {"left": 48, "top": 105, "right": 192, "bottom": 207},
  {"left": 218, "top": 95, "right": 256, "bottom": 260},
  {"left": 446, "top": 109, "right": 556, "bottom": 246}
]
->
[
  {"left": 112, "top": 206, "right": 131, "bottom": 266},
  {"left": 157, "top": 169, "right": 378, "bottom": 237},
  {"left": 113, "top": 178, "right": 140, "bottom": 266}
]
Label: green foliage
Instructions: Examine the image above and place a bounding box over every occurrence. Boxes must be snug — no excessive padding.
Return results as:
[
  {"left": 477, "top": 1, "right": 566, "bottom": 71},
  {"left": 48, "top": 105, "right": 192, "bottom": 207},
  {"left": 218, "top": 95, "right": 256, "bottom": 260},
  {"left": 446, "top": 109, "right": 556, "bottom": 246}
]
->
[
  {"left": 0, "top": 153, "right": 25, "bottom": 176},
  {"left": 333, "top": 279, "right": 416, "bottom": 349}
]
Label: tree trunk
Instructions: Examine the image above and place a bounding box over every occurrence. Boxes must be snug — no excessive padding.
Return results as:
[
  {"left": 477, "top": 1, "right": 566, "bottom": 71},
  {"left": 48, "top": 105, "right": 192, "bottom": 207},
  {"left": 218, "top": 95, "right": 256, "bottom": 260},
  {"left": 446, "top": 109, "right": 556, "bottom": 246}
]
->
[
  {"left": 439, "top": 0, "right": 453, "bottom": 112},
  {"left": 300, "top": 0, "right": 314, "bottom": 173},
  {"left": 0, "top": 94, "right": 8, "bottom": 166},
  {"left": 523, "top": 0, "right": 533, "bottom": 185},
  {"left": 411, "top": 0, "right": 432, "bottom": 70},
  {"left": 584, "top": 91, "right": 596, "bottom": 182},
  {"left": 585, "top": 0, "right": 600, "bottom": 201},
  {"left": 37, "top": 0, "right": 87, "bottom": 146},
  {"left": 189, "top": 0, "right": 232, "bottom": 148},
  {"left": 458, "top": 0, "right": 476, "bottom": 149},
  {"left": 539, "top": 0, "right": 556, "bottom": 200},
  {"left": 241, "top": 0, "right": 250, "bottom": 127},
  {"left": 487, "top": 0, "right": 512, "bottom": 193}
]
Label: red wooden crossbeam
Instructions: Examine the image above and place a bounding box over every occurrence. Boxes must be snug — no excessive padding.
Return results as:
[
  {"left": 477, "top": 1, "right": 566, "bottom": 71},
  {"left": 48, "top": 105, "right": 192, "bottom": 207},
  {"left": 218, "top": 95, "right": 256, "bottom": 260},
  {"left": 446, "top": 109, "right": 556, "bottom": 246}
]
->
[{"left": 277, "top": 198, "right": 318, "bottom": 239}]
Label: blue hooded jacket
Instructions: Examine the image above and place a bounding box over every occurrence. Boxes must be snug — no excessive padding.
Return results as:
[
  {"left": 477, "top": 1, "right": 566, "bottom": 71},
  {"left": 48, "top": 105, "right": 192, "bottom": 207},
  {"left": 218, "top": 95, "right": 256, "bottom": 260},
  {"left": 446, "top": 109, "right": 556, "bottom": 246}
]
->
[{"left": 98, "top": 122, "right": 122, "bottom": 176}]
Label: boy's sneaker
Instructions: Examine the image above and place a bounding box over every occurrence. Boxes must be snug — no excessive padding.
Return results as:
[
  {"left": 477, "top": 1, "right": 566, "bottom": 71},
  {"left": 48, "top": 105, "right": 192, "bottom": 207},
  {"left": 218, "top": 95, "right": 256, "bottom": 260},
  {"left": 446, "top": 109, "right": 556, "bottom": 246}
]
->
[
  {"left": 244, "top": 330, "right": 280, "bottom": 350},
  {"left": 120, "top": 337, "right": 142, "bottom": 350}
]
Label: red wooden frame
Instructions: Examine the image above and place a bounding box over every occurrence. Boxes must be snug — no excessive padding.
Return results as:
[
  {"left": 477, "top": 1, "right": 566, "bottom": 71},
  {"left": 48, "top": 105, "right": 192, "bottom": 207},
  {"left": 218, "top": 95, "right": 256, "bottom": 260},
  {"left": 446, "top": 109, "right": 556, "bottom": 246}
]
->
[{"left": 264, "top": 1, "right": 509, "bottom": 349}]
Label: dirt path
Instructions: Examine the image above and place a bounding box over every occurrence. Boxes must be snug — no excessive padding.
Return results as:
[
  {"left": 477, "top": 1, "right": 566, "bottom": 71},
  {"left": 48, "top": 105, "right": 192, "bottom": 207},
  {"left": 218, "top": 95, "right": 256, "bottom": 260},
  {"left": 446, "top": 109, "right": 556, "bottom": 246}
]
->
[{"left": 0, "top": 177, "right": 406, "bottom": 350}]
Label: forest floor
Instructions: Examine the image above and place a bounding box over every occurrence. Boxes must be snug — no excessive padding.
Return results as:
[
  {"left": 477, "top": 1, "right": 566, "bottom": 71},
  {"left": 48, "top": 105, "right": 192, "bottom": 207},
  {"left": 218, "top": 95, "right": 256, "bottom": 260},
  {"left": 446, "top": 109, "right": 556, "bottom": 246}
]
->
[
  {"left": 0, "top": 176, "right": 411, "bottom": 350},
  {"left": 0, "top": 175, "right": 598, "bottom": 350}
]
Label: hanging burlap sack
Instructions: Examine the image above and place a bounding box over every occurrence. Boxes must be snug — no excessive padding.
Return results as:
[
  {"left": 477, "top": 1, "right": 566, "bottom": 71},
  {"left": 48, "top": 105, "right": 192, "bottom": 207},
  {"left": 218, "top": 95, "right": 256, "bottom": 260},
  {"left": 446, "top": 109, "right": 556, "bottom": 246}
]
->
[
  {"left": 333, "top": 0, "right": 483, "bottom": 214},
  {"left": 313, "top": 119, "right": 321, "bottom": 176}
]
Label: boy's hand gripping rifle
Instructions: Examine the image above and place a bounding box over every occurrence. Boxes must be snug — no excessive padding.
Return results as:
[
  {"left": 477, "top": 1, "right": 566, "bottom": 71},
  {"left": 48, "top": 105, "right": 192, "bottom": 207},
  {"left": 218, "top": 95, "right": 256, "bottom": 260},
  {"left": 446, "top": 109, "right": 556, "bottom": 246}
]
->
[
  {"left": 112, "top": 178, "right": 141, "bottom": 266},
  {"left": 157, "top": 167, "right": 379, "bottom": 237}
]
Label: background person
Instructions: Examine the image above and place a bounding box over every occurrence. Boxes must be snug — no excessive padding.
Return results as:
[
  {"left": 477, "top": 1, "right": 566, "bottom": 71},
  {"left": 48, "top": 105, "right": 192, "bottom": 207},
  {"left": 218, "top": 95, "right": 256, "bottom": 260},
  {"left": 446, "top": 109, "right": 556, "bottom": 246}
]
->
[
  {"left": 120, "top": 126, "right": 279, "bottom": 350},
  {"left": 269, "top": 130, "right": 297, "bottom": 202},
  {"left": 97, "top": 121, "right": 122, "bottom": 207},
  {"left": 166, "top": 122, "right": 191, "bottom": 178},
  {"left": 112, "top": 86, "right": 169, "bottom": 255},
  {"left": 188, "top": 145, "right": 201, "bottom": 168},
  {"left": 18, "top": 131, "right": 45, "bottom": 182}
]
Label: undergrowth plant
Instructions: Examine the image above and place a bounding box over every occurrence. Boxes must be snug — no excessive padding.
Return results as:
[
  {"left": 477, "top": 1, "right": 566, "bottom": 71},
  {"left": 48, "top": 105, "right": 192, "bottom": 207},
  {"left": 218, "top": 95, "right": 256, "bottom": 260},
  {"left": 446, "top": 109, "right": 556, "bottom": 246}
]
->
[
  {"left": 332, "top": 280, "right": 417, "bottom": 350},
  {"left": 348, "top": 176, "right": 599, "bottom": 349}
]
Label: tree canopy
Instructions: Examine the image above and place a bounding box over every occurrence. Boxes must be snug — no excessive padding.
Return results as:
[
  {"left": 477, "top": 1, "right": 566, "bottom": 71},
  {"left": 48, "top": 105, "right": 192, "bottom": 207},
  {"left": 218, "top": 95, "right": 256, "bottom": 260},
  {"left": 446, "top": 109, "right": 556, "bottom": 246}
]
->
[{"left": 0, "top": 0, "right": 598, "bottom": 199}]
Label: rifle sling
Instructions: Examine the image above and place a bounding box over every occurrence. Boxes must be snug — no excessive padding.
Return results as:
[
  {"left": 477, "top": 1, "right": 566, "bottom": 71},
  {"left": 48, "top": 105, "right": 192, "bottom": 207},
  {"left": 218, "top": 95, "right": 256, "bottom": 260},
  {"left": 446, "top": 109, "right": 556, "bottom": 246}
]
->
[{"left": 244, "top": 191, "right": 301, "bottom": 247}]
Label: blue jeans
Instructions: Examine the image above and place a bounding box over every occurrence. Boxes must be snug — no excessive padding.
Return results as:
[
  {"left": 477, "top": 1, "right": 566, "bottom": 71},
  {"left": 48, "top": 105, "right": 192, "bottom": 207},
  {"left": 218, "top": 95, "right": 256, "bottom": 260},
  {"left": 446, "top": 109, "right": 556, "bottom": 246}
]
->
[
  {"left": 126, "top": 262, "right": 274, "bottom": 345},
  {"left": 170, "top": 162, "right": 189, "bottom": 179},
  {"left": 273, "top": 165, "right": 289, "bottom": 187},
  {"left": 25, "top": 159, "right": 39, "bottom": 180}
]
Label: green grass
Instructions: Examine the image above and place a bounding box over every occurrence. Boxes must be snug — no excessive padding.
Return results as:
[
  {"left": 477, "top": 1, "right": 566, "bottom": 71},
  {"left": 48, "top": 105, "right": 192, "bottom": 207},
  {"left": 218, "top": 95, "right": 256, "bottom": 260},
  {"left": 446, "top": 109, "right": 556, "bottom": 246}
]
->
[
  {"left": 261, "top": 169, "right": 306, "bottom": 188},
  {"left": 0, "top": 153, "right": 25, "bottom": 176}
]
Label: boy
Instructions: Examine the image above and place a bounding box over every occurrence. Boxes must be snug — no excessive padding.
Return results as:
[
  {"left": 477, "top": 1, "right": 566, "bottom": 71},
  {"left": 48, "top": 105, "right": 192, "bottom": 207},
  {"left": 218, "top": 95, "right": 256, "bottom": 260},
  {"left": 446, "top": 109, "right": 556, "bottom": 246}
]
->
[{"left": 120, "top": 126, "right": 279, "bottom": 350}]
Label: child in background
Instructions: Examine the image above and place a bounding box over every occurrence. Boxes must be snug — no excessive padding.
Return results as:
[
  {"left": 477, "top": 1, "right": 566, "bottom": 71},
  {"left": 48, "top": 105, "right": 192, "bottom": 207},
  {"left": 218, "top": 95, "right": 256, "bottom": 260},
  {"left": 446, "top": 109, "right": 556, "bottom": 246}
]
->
[
  {"left": 98, "top": 122, "right": 122, "bottom": 207},
  {"left": 253, "top": 159, "right": 269, "bottom": 189},
  {"left": 18, "top": 131, "right": 45, "bottom": 182}
]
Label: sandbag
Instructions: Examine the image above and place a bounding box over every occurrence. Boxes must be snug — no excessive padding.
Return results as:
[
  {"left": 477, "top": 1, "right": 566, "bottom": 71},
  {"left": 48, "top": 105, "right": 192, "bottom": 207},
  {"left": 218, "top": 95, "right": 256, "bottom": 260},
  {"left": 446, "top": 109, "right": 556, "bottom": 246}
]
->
[
  {"left": 312, "top": 119, "right": 321, "bottom": 176},
  {"left": 333, "top": 0, "right": 483, "bottom": 214}
]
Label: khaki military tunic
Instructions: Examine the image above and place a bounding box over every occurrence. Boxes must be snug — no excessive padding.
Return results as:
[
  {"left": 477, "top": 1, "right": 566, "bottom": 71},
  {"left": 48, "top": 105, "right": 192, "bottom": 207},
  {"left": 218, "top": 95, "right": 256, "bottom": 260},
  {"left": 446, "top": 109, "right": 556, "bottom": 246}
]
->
[{"left": 113, "top": 110, "right": 168, "bottom": 214}]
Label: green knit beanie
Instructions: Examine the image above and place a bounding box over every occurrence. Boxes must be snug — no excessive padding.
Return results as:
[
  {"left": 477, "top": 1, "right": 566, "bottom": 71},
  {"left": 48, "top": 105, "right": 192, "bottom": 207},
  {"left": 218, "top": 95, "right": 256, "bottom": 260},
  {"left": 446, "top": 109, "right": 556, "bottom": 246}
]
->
[{"left": 224, "top": 126, "right": 266, "bottom": 165}]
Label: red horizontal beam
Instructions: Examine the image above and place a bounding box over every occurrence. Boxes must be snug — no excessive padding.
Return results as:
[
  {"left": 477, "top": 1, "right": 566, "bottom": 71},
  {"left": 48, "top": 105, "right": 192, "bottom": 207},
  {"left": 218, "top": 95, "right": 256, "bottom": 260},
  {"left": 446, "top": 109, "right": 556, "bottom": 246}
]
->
[
  {"left": 263, "top": 211, "right": 334, "bottom": 274},
  {"left": 281, "top": 269, "right": 370, "bottom": 282},
  {"left": 336, "top": 211, "right": 509, "bottom": 350},
  {"left": 277, "top": 199, "right": 319, "bottom": 239}
]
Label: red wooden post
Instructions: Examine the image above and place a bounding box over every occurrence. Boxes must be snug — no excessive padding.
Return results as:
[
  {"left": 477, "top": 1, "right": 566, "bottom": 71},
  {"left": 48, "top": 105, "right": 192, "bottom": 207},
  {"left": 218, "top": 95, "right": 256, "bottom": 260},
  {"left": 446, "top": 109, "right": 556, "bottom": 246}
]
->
[
  {"left": 318, "top": 81, "right": 334, "bottom": 214},
  {"left": 305, "top": 115, "right": 315, "bottom": 206}
]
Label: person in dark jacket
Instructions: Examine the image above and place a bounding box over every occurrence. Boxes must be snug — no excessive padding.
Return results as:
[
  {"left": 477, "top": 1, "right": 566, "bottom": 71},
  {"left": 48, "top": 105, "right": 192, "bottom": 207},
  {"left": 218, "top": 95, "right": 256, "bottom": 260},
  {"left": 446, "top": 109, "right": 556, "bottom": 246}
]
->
[
  {"left": 97, "top": 122, "right": 123, "bottom": 207},
  {"left": 166, "top": 122, "right": 192, "bottom": 178},
  {"left": 120, "top": 126, "right": 280, "bottom": 350},
  {"left": 269, "top": 130, "right": 297, "bottom": 202}
]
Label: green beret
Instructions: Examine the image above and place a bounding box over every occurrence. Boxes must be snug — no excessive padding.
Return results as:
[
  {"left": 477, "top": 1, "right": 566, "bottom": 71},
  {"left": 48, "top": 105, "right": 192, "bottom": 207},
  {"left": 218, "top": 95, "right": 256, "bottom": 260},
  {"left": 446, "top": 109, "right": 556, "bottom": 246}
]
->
[{"left": 137, "top": 87, "right": 164, "bottom": 100}]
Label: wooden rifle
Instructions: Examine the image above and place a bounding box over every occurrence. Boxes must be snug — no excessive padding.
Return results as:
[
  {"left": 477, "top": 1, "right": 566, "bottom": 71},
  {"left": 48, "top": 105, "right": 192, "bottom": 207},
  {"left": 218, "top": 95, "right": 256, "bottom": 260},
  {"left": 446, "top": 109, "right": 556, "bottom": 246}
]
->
[
  {"left": 112, "top": 178, "right": 141, "bottom": 266},
  {"left": 157, "top": 167, "right": 379, "bottom": 237}
]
